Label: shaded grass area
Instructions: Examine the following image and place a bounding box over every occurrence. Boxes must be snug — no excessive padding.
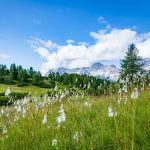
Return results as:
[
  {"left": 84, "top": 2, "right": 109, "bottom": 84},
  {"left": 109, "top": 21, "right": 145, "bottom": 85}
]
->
[{"left": 0, "top": 91, "right": 150, "bottom": 149}]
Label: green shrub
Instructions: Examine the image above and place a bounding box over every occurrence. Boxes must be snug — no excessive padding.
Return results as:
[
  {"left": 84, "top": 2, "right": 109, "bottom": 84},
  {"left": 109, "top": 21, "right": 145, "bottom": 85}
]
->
[
  {"left": 0, "top": 92, "right": 29, "bottom": 106},
  {"left": 0, "top": 92, "right": 5, "bottom": 96},
  {"left": 9, "top": 92, "right": 28, "bottom": 100},
  {"left": 0, "top": 96, "right": 12, "bottom": 106}
]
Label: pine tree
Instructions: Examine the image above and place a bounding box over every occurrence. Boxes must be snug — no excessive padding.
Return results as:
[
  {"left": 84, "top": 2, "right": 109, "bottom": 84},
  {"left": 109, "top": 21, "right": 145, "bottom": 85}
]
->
[
  {"left": 10, "top": 63, "right": 18, "bottom": 80},
  {"left": 120, "top": 44, "right": 144, "bottom": 83}
]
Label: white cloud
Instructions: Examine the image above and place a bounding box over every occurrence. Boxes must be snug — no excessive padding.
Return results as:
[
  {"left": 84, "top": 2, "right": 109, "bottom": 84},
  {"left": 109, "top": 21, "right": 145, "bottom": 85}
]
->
[
  {"left": 98, "top": 16, "right": 108, "bottom": 24},
  {"left": 66, "top": 39, "right": 75, "bottom": 44},
  {"left": 30, "top": 25, "right": 150, "bottom": 75},
  {"left": 0, "top": 54, "right": 10, "bottom": 59},
  {"left": 97, "top": 17, "right": 111, "bottom": 30}
]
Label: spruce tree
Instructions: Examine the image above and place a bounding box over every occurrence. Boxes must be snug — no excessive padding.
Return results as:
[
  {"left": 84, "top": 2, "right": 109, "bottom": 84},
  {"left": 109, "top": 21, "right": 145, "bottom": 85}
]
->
[{"left": 120, "top": 44, "right": 144, "bottom": 83}]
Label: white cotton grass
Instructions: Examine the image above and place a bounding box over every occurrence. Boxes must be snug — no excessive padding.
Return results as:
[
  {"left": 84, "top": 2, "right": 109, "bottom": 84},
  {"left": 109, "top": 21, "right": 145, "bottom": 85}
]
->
[
  {"left": 108, "top": 106, "right": 117, "bottom": 117},
  {"left": 131, "top": 88, "right": 139, "bottom": 99},
  {"left": 122, "top": 84, "right": 128, "bottom": 93},
  {"left": 57, "top": 104, "right": 66, "bottom": 124},
  {"left": 1, "top": 108, "right": 4, "bottom": 115},
  {"left": 16, "top": 105, "right": 22, "bottom": 112},
  {"left": 42, "top": 114, "right": 47, "bottom": 124},
  {"left": 5, "top": 87, "right": 11, "bottom": 96},
  {"left": 124, "top": 96, "right": 128, "bottom": 105},
  {"left": 118, "top": 97, "right": 121, "bottom": 105},
  {"left": 52, "top": 138, "right": 57, "bottom": 146},
  {"left": 73, "top": 132, "right": 82, "bottom": 142},
  {"left": 85, "top": 101, "right": 92, "bottom": 108},
  {"left": 3, "top": 126, "right": 7, "bottom": 134}
]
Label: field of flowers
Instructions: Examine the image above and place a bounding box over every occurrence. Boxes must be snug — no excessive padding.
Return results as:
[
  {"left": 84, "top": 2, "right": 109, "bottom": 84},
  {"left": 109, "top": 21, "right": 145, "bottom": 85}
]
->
[{"left": 0, "top": 87, "right": 150, "bottom": 150}]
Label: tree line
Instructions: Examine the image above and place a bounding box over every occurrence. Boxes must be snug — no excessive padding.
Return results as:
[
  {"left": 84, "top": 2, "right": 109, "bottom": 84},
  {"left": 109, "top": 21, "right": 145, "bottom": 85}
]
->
[
  {"left": 0, "top": 44, "right": 150, "bottom": 96},
  {"left": 0, "top": 64, "right": 43, "bottom": 87}
]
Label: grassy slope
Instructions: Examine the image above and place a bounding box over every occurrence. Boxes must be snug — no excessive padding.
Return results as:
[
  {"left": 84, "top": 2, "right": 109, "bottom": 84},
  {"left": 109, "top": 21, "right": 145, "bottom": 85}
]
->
[
  {"left": 0, "top": 89, "right": 150, "bottom": 149},
  {"left": 0, "top": 84, "right": 49, "bottom": 97}
]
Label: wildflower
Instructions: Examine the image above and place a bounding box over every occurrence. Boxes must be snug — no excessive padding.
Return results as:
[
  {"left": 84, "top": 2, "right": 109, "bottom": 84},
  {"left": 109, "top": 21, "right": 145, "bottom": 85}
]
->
[
  {"left": 1, "top": 108, "right": 4, "bottom": 115},
  {"left": 73, "top": 132, "right": 82, "bottom": 142},
  {"left": 85, "top": 102, "right": 92, "bottom": 108},
  {"left": 108, "top": 106, "right": 117, "bottom": 117},
  {"left": 87, "top": 83, "right": 90, "bottom": 89},
  {"left": 118, "top": 88, "right": 122, "bottom": 94},
  {"left": 141, "top": 87, "right": 144, "bottom": 92},
  {"left": 5, "top": 87, "right": 11, "bottom": 96},
  {"left": 22, "top": 107, "right": 26, "bottom": 117},
  {"left": 52, "top": 138, "right": 57, "bottom": 146},
  {"left": 122, "top": 84, "right": 128, "bottom": 93},
  {"left": 124, "top": 96, "right": 128, "bottom": 105},
  {"left": 131, "top": 88, "right": 138, "bottom": 99},
  {"left": 81, "top": 93, "right": 84, "bottom": 99},
  {"left": 3, "top": 126, "right": 7, "bottom": 134},
  {"left": 42, "top": 114, "right": 47, "bottom": 124},
  {"left": 57, "top": 112, "right": 66, "bottom": 124},
  {"left": 118, "top": 98, "right": 121, "bottom": 104},
  {"left": 57, "top": 104, "right": 66, "bottom": 124},
  {"left": 16, "top": 105, "right": 22, "bottom": 112}
]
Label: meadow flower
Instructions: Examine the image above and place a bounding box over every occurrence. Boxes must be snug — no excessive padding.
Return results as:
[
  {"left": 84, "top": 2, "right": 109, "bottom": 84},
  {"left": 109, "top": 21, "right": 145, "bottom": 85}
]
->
[
  {"left": 124, "top": 96, "right": 128, "bottom": 105},
  {"left": 85, "top": 101, "right": 92, "bottom": 108},
  {"left": 73, "top": 132, "right": 82, "bottom": 142},
  {"left": 1, "top": 108, "right": 4, "bottom": 115},
  {"left": 16, "top": 105, "right": 22, "bottom": 112},
  {"left": 52, "top": 138, "right": 57, "bottom": 146},
  {"left": 131, "top": 88, "right": 138, "bottom": 99},
  {"left": 3, "top": 126, "right": 7, "bottom": 134},
  {"left": 122, "top": 84, "right": 128, "bottom": 93},
  {"left": 5, "top": 87, "right": 11, "bottom": 96},
  {"left": 118, "top": 88, "right": 122, "bottom": 94},
  {"left": 57, "top": 104, "right": 66, "bottom": 124},
  {"left": 108, "top": 106, "right": 117, "bottom": 117},
  {"left": 42, "top": 114, "right": 47, "bottom": 124},
  {"left": 118, "top": 98, "right": 121, "bottom": 104},
  {"left": 57, "top": 112, "right": 66, "bottom": 124},
  {"left": 141, "top": 87, "right": 144, "bottom": 92},
  {"left": 22, "top": 107, "right": 26, "bottom": 117},
  {"left": 87, "top": 83, "right": 90, "bottom": 89},
  {"left": 81, "top": 93, "right": 85, "bottom": 99}
]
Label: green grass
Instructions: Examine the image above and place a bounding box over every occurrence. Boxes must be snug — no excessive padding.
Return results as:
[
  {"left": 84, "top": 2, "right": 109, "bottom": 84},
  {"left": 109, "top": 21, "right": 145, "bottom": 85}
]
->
[
  {"left": 0, "top": 84, "right": 49, "bottom": 97},
  {"left": 0, "top": 89, "right": 150, "bottom": 149}
]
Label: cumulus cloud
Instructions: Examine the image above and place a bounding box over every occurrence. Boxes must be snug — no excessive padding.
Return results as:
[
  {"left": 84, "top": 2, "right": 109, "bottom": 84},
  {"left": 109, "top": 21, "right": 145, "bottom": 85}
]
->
[
  {"left": 0, "top": 54, "right": 10, "bottom": 59},
  {"left": 97, "top": 16, "right": 111, "bottom": 30},
  {"left": 66, "top": 39, "right": 75, "bottom": 44},
  {"left": 30, "top": 21, "right": 150, "bottom": 75},
  {"left": 98, "top": 16, "right": 108, "bottom": 24}
]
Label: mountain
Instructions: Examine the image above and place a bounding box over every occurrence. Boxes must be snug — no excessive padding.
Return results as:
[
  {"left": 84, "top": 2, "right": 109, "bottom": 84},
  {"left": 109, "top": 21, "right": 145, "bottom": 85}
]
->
[
  {"left": 48, "top": 62, "right": 120, "bottom": 81},
  {"left": 48, "top": 59, "right": 150, "bottom": 80}
]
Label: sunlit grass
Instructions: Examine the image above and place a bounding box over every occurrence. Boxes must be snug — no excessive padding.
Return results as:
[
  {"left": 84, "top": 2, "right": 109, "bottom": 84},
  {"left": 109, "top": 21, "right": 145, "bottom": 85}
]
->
[
  {"left": 0, "top": 90, "right": 150, "bottom": 149},
  {"left": 0, "top": 84, "right": 49, "bottom": 97}
]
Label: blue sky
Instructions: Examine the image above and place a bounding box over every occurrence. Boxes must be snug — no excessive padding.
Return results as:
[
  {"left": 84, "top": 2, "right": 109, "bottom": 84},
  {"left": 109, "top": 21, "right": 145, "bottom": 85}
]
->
[{"left": 0, "top": 0, "right": 150, "bottom": 73}]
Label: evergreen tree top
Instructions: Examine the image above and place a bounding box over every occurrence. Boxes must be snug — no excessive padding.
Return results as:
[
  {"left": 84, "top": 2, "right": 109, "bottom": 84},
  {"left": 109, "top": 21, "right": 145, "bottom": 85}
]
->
[{"left": 120, "top": 44, "right": 145, "bottom": 82}]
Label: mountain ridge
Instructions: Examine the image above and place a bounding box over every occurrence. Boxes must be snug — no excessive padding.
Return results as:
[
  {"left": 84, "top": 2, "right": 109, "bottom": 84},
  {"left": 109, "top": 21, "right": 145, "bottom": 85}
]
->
[{"left": 48, "top": 58, "right": 150, "bottom": 80}]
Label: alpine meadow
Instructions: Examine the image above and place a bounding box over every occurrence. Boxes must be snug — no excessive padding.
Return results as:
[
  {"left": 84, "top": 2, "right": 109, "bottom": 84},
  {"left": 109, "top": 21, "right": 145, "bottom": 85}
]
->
[{"left": 0, "top": 0, "right": 150, "bottom": 150}]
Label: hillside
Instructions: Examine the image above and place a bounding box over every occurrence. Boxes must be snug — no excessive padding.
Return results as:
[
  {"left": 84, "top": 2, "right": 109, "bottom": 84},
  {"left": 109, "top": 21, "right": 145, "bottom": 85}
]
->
[
  {"left": 1, "top": 88, "right": 150, "bottom": 149},
  {"left": 48, "top": 59, "right": 150, "bottom": 80}
]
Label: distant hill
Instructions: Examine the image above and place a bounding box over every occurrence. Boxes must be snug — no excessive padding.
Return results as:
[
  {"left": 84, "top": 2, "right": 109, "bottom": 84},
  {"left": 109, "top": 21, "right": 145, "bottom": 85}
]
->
[
  {"left": 48, "top": 59, "right": 150, "bottom": 80},
  {"left": 48, "top": 62, "right": 120, "bottom": 81}
]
